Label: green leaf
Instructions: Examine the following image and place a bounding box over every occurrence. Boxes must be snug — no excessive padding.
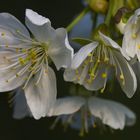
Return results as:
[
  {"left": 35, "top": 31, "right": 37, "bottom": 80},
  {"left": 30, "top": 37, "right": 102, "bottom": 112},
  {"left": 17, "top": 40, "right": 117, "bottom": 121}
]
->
[{"left": 71, "top": 37, "right": 92, "bottom": 45}]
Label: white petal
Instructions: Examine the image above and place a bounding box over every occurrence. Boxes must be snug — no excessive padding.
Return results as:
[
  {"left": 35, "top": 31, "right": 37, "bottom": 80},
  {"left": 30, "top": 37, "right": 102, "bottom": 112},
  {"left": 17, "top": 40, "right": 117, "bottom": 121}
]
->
[
  {"left": 49, "top": 28, "right": 74, "bottom": 70},
  {"left": 114, "top": 51, "right": 137, "bottom": 98},
  {"left": 99, "top": 32, "right": 120, "bottom": 49},
  {"left": 63, "top": 62, "right": 89, "bottom": 85},
  {"left": 99, "top": 32, "right": 130, "bottom": 60},
  {"left": 48, "top": 96, "right": 85, "bottom": 116},
  {"left": 88, "top": 97, "right": 136, "bottom": 130},
  {"left": 0, "top": 12, "right": 29, "bottom": 37},
  {"left": 84, "top": 64, "right": 108, "bottom": 91},
  {"left": 26, "top": 9, "right": 50, "bottom": 26},
  {"left": 63, "top": 68, "right": 77, "bottom": 82},
  {"left": 135, "top": 8, "right": 140, "bottom": 17},
  {"left": 0, "top": 74, "right": 26, "bottom": 92},
  {"left": 0, "top": 27, "right": 20, "bottom": 45},
  {"left": 0, "top": 51, "right": 13, "bottom": 67},
  {"left": 116, "top": 19, "right": 126, "bottom": 34},
  {"left": 0, "top": 51, "right": 29, "bottom": 91},
  {"left": 122, "top": 10, "right": 140, "bottom": 59},
  {"left": 122, "top": 30, "right": 137, "bottom": 58},
  {"left": 0, "top": 68, "right": 27, "bottom": 92},
  {"left": 12, "top": 88, "right": 32, "bottom": 119},
  {"left": 24, "top": 66, "right": 57, "bottom": 119},
  {"left": 25, "top": 9, "right": 56, "bottom": 42},
  {"left": 71, "top": 42, "right": 98, "bottom": 69}
]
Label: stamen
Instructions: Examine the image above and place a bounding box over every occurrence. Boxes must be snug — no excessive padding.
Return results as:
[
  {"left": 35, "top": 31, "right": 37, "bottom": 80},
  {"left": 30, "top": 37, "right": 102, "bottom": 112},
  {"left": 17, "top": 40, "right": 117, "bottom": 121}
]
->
[
  {"left": 89, "top": 60, "right": 99, "bottom": 79},
  {"left": 0, "top": 61, "right": 19, "bottom": 71},
  {"left": 120, "top": 73, "right": 125, "bottom": 85},
  {"left": 18, "top": 57, "right": 26, "bottom": 65},
  {"left": 101, "top": 73, "right": 107, "bottom": 78},
  {"left": 1, "top": 32, "right": 5, "bottom": 36},
  {"left": 113, "top": 55, "right": 125, "bottom": 86},
  {"left": 132, "top": 33, "right": 137, "bottom": 39},
  {"left": 35, "top": 67, "right": 43, "bottom": 85}
]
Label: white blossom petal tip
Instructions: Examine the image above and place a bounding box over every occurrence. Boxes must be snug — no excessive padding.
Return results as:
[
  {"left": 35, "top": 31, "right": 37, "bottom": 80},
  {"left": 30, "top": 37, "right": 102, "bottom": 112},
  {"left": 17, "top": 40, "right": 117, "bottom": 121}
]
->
[
  {"left": 49, "top": 28, "right": 74, "bottom": 70},
  {"left": 26, "top": 9, "right": 50, "bottom": 26},
  {"left": 71, "top": 42, "right": 98, "bottom": 69}
]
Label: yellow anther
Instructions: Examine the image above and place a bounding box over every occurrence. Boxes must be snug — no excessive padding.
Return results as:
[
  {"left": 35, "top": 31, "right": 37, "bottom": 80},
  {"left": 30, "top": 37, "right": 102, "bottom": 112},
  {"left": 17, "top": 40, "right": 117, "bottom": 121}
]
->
[
  {"left": 18, "top": 57, "right": 25, "bottom": 65},
  {"left": 100, "top": 87, "right": 105, "bottom": 93},
  {"left": 24, "top": 77, "right": 28, "bottom": 81},
  {"left": 137, "top": 44, "right": 140, "bottom": 49},
  {"left": 104, "top": 57, "right": 109, "bottom": 62},
  {"left": 87, "top": 79, "right": 92, "bottom": 84},
  {"left": 77, "top": 76, "right": 80, "bottom": 81},
  {"left": 84, "top": 60, "right": 89, "bottom": 65},
  {"left": 120, "top": 73, "right": 125, "bottom": 86},
  {"left": 101, "top": 73, "right": 107, "bottom": 79},
  {"left": 16, "top": 29, "right": 20, "bottom": 33},
  {"left": 93, "top": 124, "right": 96, "bottom": 128},
  {"left": 75, "top": 70, "right": 79, "bottom": 75},
  {"left": 22, "top": 49, "right": 27, "bottom": 53},
  {"left": 132, "top": 33, "right": 137, "bottom": 39},
  {"left": 120, "top": 74, "right": 124, "bottom": 80},
  {"left": 16, "top": 73, "right": 19, "bottom": 77},
  {"left": 88, "top": 53, "right": 92, "bottom": 57},
  {"left": 89, "top": 72, "right": 95, "bottom": 78},
  {"left": 6, "top": 80, "right": 9, "bottom": 83},
  {"left": 1, "top": 32, "right": 5, "bottom": 36}
]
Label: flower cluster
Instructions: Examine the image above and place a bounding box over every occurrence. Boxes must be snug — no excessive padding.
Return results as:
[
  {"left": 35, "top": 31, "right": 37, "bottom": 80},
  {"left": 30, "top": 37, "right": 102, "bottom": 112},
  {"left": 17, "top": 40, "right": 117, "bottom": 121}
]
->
[{"left": 0, "top": 0, "right": 140, "bottom": 135}]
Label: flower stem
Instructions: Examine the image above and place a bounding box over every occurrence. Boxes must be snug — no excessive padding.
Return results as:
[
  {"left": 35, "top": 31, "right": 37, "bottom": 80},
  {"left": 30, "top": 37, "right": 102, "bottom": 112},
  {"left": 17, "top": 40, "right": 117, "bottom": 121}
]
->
[
  {"left": 104, "top": 0, "right": 114, "bottom": 26},
  {"left": 66, "top": 7, "right": 90, "bottom": 32},
  {"left": 105, "top": 0, "right": 124, "bottom": 26}
]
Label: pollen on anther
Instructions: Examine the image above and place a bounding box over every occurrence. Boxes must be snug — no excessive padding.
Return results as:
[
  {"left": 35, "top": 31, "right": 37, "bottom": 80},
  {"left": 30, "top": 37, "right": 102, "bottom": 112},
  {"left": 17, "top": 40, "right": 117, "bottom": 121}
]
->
[
  {"left": 18, "top": 57, "right": 25, "bottom": 65},
  {"left": 137, "top": 44, "right": 140, "bottom": 49},
  {"left": 132, "top": 33, "right": 137, "bottom": 39},
  {"left": 101, "top": 73, "right": 107, "bottom": 78},
  {"left": 93, "top": 123, "right": 96, "bottom": 128},
  {"left": 1, "top": 32, "right": 5, "bottom": 36},
  {"left": 16, "top": 73, "right": 19, "bottom": 77},
  {"left": 16, "top": 29, "right": 20, "bottom": 33},
  {"left": 75, "top": 70, "right": 79, "bottom": 75},
  {"left": 120, "top": 74, "right": 124, "bottom": 80}
]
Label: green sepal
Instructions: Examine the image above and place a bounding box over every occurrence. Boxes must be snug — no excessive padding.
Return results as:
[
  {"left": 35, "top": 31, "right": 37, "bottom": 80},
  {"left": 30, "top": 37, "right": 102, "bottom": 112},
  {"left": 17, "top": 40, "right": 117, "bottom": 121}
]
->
[{"left": 71, "top": 37, "right": 93, "bottom": 45}]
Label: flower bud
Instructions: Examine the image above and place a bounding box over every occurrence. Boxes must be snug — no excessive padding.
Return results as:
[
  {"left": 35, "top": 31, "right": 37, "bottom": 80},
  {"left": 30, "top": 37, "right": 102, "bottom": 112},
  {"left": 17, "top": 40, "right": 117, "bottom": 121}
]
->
[
  {"left": 114, "top": 7, "right": 131, "bottom": 34},
  {"left": 88, "top": 0, "right": 108, "bottom": 14}
]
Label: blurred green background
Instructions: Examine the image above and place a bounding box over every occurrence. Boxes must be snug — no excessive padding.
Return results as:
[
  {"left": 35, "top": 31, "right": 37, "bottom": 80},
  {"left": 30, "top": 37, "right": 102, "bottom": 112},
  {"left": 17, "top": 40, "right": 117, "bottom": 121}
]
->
[{"left": 0, "top": 0, "right": 140, "bottom": 140}]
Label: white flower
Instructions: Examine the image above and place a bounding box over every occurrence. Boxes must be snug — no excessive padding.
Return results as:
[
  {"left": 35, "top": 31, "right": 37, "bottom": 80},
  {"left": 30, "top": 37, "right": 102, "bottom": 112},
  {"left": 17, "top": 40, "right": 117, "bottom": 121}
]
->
[
  {"left": 0, "top": 9, "right": 73, "bottom": 119},
  {"left": 48, "top": 96, "right": 136, "bottom": 133},
  {"left": 64, "top": 32, "right": 137, "bottom": 98},
  {"left": 122, "top": 8, "right": 140, "bottom": 61}
]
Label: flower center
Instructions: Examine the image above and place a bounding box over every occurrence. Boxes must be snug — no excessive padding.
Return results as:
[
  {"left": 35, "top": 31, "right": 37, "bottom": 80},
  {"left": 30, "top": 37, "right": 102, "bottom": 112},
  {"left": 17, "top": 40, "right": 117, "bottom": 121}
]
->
[
  {"left": 74, "top": 43, "right": 126, "bottom": 92},
  {"left": 3, "top": 41, "right": 50, "bottom": 88}
]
